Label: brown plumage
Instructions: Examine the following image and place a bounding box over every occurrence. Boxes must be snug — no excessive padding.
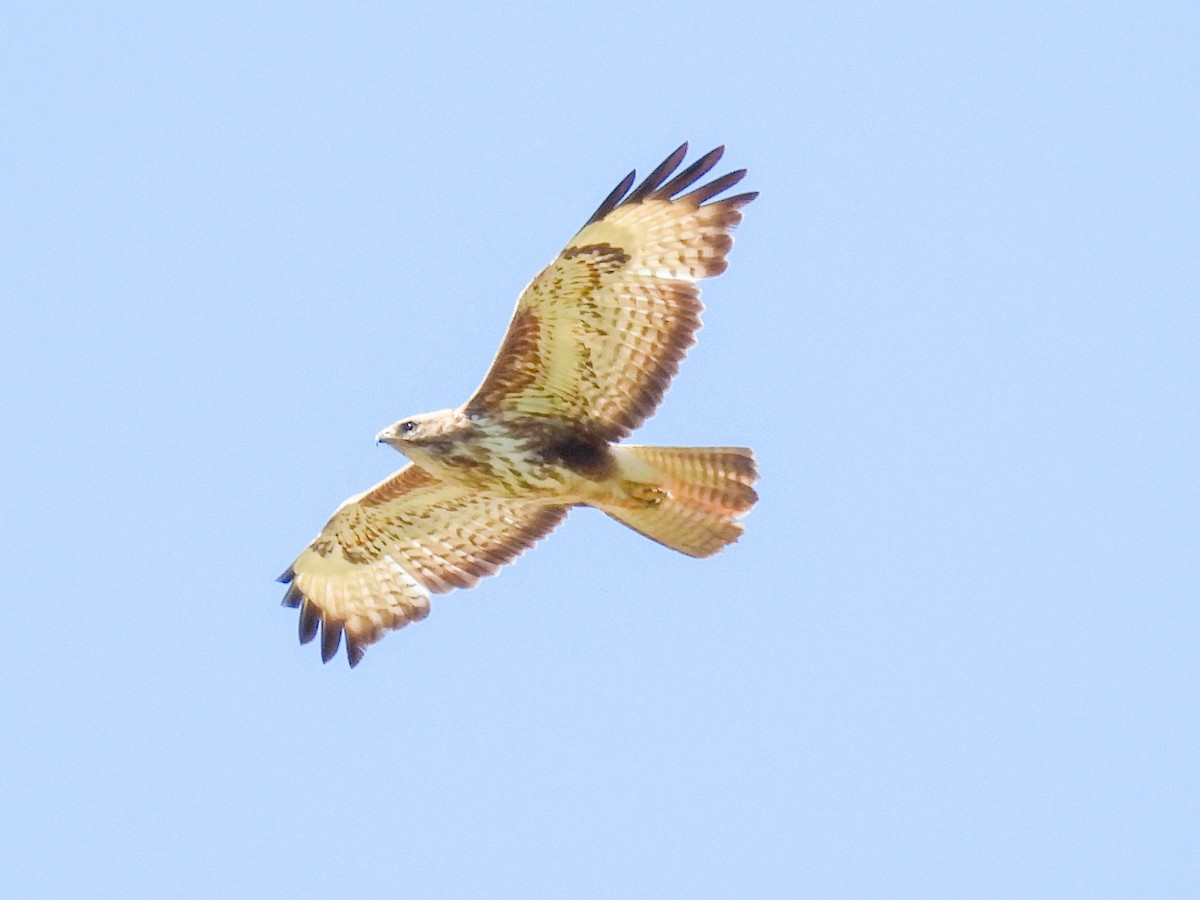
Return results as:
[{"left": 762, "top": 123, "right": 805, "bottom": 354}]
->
[{"left": 280, "top": 144, "right": 759, "bottom": 666}]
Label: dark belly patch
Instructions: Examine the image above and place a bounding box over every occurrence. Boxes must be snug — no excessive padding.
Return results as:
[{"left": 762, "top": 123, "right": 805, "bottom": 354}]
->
[{"left": 546, "top": 434, "right": 614, "bottom": 480}]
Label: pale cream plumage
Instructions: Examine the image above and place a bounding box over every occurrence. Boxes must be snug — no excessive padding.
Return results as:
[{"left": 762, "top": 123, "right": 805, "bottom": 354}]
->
[
  {"left": 466, "top": 145, "right": 752, "bottom": 439},
  {"left": 281, "top": 466, "right": 566, "bottom": 666},
  {"left": 280, "top": 144, "right": 758, "bottom": 666}
]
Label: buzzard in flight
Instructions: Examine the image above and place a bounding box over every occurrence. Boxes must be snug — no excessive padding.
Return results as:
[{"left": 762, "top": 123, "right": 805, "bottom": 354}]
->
[{"left": 280, "top": 144, "right": 759, "bottom": 666}]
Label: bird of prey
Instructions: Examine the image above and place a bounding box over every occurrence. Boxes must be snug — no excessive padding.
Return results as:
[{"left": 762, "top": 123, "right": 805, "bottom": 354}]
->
[{"left": 279, "top": 143, "right": 759, "bottom": 666}]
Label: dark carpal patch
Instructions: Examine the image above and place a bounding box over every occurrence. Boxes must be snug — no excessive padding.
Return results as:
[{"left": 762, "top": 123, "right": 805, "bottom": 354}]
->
[{"left": 562, "top": 242, "right": 631, "bottom": 268}]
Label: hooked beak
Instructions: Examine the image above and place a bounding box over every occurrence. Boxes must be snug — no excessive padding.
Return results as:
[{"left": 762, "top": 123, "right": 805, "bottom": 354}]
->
[{"left": 376, "top": 426, "right": 396, "bottom": 446}]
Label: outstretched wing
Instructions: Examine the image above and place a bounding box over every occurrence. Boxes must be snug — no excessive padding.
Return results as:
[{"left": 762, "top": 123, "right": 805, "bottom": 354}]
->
[
  {"left": 465, "top": 143, "right": 756, "bottom": 441},
  {"left": 279, "top": 465, "right": 568, "bottom": 667}
]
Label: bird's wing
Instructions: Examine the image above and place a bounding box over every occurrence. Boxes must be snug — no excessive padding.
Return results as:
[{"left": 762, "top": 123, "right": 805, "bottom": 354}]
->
[
  {"left": 279, "top": 464, "right": 567, "bottom": 666},
  {"left": 464, "top": 144, "right": 755, "bottom": 441}
]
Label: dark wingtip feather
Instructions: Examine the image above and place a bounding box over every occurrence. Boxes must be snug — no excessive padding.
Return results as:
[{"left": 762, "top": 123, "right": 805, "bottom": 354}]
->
[
  {"left": 683, "top": 168, "right": 747, "bottom": 205},
  {"left": 277, "top": 567, "right": 295, "bottom": 584},
  {"left": 724, "top": 190, "right": 759, "bottom": 209},
  {"left": 298, "top": 599, "right": 320, "bottom": 645},
  {"left": 584, "top": 145, "right": 753, "bottom": 229},
  {"left": 652, "top": 146, "right": 725, "bottom": 200},
  {"left": 583, "top": 169, "right": 636, "bottom": 228},
  {"left": 346, "top": 637, "right": 365, "bottom": 668},
  {"left": 623, "top": 142, "right": 689, "bottom": 205},
  {"left": 281, "top": 583, "right": 304, "bottom": 608},
  {"left": 319, "top": 619, "right": 342, "bottom": 664}
]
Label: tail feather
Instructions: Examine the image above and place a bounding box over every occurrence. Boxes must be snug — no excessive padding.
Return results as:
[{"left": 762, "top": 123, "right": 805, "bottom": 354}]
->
[{"left": 600, "top": 446, "right": 758, "bottom": 558}]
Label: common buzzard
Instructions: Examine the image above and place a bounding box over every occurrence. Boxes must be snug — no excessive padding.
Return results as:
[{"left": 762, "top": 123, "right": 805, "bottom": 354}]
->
[{"left": 280, "top": 144, "right": 759, "bottom": 666}]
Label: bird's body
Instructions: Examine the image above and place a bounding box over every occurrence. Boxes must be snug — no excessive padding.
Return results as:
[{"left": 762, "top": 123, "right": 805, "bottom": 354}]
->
[
  {"left": 378, "top": 409, "right": 645, "bottom": 507},
  {"left": 379, "top": 409, "right": 609, "bottom": 497},
  {"left": 281, "top": 144, "right": 760, "bottom": 666}
]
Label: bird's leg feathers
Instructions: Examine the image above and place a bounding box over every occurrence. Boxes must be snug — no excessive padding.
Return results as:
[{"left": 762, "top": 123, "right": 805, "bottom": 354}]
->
[{"left": 624, "top": 482, "right": 668, "bottom": 507}]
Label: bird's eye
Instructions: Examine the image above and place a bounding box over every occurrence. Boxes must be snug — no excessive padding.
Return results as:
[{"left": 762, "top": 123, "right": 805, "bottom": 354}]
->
[{"left": 400, "top": 421, "right": 417, "bottom": 434}]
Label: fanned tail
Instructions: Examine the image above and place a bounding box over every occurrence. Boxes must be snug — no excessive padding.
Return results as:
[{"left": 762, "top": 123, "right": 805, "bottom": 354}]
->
[{"left": 599, "top": 445, "right": 759, "bottom": 558}]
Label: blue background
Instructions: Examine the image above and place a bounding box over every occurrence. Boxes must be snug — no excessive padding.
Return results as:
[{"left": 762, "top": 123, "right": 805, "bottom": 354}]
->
[{"left": 3, "top": 2, "right": 1196, "bottom": 897}]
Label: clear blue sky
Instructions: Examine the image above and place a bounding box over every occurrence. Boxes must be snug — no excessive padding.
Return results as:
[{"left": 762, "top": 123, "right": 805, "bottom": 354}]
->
[{"left": 2, "top": 2, "right": 1196, "bottom": 897}]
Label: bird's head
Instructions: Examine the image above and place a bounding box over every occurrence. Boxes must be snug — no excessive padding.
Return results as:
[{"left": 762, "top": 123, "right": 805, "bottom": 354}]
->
[{"left": 376, "top": 409, "right": 475, "bottom": 458}]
